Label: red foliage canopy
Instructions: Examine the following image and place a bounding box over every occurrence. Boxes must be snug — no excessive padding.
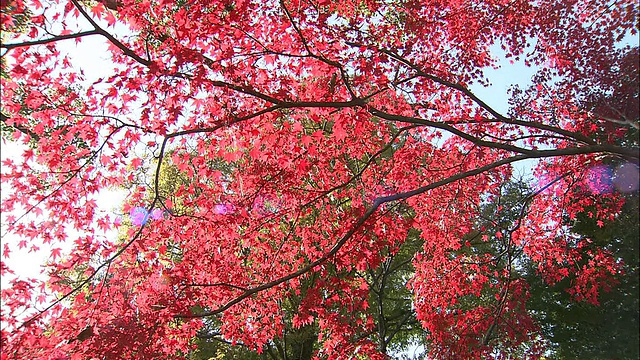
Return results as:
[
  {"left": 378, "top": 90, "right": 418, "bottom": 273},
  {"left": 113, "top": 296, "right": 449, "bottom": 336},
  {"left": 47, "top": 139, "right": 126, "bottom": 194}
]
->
[{"left": 1, "top": 0, "right": 638, "bottom": 358}]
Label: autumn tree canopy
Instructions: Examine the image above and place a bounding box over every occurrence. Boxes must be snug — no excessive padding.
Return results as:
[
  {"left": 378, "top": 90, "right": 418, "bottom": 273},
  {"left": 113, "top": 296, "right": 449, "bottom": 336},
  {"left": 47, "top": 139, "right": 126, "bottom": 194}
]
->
[{"left": 1, "top": 0, "right": 638, "bottom": 358}]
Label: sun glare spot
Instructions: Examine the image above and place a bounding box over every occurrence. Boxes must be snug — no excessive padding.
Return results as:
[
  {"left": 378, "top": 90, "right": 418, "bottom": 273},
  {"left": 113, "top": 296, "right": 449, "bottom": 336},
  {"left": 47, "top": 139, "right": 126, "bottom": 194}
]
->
[
  {"left": 586, "top": 166, "right": 613, "bottom": 194},
  {"left": 586, "top": 163, "right": 639, "bottom": 194},
  {"left": 129, "top": 207, "right": 164, "bottom": 226},
  {"left": 613, "top": 163, "right": 639, "bottom": 192}
]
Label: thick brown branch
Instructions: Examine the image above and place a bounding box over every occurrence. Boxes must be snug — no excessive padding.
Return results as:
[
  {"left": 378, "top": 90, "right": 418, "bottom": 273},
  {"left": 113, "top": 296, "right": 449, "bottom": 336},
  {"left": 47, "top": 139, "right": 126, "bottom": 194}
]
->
[
  {"left": 1, "top": 30, "right": 100, "bottom": 50},
  {"left": 184, "top": 283, "right": 248, "bottom": 291},
  {"left": 369, "top": 108, "right": 639, "bottom": 160}
]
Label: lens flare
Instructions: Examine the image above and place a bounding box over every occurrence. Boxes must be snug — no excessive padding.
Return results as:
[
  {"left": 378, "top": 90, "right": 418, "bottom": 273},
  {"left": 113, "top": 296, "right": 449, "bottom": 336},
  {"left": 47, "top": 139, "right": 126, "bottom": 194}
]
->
[
  {"left": 129, "top": 207, "right": 164, "bottom": 226},
  {"left": 213, "top": 204, "right": 235, "bottom": 215},
  {"left": 130, "top": 207, "right": 149, "bottom": 226},
  {"left": 613, "top": 163, "right": 639, "bottom": 192},
  {"left": 150, "top": 208, "right": 164, "bottom": 220},
  {"left": 586, "top": 166, "right": 613, "bottom": 194}
]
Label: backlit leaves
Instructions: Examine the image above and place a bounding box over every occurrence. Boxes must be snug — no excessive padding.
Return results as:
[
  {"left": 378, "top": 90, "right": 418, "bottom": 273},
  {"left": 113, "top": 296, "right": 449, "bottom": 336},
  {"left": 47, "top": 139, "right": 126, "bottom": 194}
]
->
[{"left": 0, "top": 0, "right": 638, "bottom": 359}]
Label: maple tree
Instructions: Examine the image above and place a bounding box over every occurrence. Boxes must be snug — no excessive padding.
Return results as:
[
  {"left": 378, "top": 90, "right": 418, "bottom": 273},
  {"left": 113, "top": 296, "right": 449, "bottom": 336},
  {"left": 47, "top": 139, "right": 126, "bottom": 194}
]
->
[{"left": 1, "top": 0, "right": 638, "bottom": 359}]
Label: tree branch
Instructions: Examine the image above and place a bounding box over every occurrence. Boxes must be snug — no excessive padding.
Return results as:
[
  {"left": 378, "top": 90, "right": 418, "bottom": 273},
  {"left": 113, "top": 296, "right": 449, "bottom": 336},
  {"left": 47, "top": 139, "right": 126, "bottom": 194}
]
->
[
  {"left": 69, "top": 0, "right": 151, "bottom": 66},
  {"left": 368, "top": 108, "right": 639, "bottom": 160},
  {"left": 1, "top": 30, "right": 100, "bottom": 50}
]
